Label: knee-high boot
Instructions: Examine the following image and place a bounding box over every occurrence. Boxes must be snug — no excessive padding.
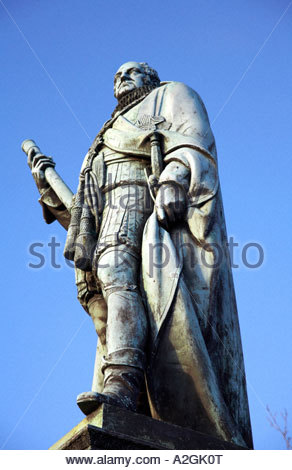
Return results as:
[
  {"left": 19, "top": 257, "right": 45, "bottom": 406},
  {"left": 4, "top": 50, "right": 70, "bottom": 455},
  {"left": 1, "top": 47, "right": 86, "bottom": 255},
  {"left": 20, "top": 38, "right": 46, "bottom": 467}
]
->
[
  {"left": 102, "top": 348, "right": 145, "bottom": 408},
  {"left": 77, "top": 348, "right": 145, "bottom": 414},
  {"left": 77, "top": 290, "right": 147, "bottom": 415}
]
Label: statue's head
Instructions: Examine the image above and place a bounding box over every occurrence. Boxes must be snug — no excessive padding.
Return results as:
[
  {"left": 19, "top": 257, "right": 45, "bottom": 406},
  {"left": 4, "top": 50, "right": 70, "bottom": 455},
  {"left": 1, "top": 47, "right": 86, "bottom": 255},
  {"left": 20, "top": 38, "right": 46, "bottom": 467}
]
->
[{"left": 114, "top": 61, "right": 160, "bottom": 100}]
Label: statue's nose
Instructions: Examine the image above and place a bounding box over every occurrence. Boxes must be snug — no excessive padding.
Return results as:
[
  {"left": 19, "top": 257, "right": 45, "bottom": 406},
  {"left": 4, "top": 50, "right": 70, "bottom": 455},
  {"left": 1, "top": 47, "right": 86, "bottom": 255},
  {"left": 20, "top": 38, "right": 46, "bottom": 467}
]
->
[{"left": 120, "top": 70, "right": 130, "bottom": 80}]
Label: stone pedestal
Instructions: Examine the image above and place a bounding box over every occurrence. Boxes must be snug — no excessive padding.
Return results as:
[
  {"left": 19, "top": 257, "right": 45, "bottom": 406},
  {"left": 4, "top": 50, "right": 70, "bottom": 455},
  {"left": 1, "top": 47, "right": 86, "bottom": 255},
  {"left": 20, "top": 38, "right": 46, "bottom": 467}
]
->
[{"left": 50, "top": 404, "right": 246, "bottom": 450}]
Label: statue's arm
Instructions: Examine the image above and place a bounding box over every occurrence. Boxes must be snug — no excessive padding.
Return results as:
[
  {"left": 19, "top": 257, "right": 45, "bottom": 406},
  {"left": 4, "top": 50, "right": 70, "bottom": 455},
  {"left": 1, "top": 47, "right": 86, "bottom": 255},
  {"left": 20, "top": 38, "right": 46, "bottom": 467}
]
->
[
  {"left": 155, "top": 147, "right": 218, "bottom": 229},
  {"left": 154, "top": 157, "right": 189, "bottom": 229},
  {"left": 154, "top": 83, "right": 218, "bottom": 228},
  {"left": 28, "top": 148, "right": 72, "bottom": 231},
  {"left": 38, "top": 185, "right": 71, "bottom": 230}
]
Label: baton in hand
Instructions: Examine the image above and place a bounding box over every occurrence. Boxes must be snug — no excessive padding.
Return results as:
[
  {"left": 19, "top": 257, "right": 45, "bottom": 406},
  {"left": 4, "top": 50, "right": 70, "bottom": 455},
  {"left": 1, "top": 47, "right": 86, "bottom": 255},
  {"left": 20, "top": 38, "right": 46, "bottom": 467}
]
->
[{"left": 21, "top": 139, "right": 73, "bottom": 210}]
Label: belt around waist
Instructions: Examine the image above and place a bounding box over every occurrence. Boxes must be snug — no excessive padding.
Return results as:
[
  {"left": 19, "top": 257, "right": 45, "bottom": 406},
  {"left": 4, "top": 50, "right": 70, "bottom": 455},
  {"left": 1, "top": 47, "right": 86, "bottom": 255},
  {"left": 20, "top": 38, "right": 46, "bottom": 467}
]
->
[{"left": 104, "top": 154, "right": 150, "bottom": 165}]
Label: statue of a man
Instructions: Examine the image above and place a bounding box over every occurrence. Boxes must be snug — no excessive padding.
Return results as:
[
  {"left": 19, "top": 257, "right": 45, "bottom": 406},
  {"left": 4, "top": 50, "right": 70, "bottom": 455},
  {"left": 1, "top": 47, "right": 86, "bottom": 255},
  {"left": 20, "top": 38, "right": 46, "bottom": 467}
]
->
[{"left": 27, "top": 61, "right": 253, "bottom": 448}]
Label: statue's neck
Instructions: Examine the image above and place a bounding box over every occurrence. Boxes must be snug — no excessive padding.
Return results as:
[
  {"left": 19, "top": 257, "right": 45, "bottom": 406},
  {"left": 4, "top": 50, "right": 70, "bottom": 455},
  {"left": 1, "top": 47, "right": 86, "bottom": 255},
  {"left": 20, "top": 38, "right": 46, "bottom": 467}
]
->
[
  {"left": 112, "top": 84, "right": 158, "bottom": 117},
  {"left": 89, "top": 83, "right": 160, "bottom": 154}
]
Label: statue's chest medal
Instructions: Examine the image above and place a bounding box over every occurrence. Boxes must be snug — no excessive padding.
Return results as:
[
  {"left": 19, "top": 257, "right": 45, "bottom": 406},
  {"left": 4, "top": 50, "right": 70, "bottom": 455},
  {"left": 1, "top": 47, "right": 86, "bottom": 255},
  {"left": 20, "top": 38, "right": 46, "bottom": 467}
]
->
[{"left": 135, "top": 114, "right": 165, "bottom": 131}]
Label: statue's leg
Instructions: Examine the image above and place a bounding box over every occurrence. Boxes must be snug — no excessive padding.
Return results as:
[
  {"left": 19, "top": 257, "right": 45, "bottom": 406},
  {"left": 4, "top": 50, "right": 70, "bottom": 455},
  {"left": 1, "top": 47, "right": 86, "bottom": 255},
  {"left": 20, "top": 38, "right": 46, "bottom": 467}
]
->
[
  {"left": 77, "top": 179, "right": 152, "bottom": 415},
  {"left": 77, "top": 247, "right": 148, "bottom": 414},
  {"left": 74, "top": 267, "right": 108, "bottom": 395},
  {"left": 99, "top": 247, "right": 147, "bottom": 409},
  {"left": 86, "top": 294, "right": 108, "bottom": 393}
]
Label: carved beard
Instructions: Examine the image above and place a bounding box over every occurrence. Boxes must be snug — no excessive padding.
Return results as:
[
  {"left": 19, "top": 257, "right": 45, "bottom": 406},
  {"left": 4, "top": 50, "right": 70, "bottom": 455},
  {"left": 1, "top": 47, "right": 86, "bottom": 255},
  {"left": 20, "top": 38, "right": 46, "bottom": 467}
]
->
[{"left": 112, "top": 83, "right": 159, "bottom": 117}]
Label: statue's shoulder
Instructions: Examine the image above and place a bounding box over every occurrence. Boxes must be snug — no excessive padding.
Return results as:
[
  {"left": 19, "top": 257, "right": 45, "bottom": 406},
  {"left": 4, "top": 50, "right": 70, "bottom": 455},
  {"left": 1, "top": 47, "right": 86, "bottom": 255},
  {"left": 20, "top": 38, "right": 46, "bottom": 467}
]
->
[
  {"left": 159, "top": 81, "right": 203, "bottom": 105},
  {"left": 160, "top": 80, "right": 197, "bottom": 94},
  {"left": 158, "top": 81, "right": 207, "bottom": 116}
]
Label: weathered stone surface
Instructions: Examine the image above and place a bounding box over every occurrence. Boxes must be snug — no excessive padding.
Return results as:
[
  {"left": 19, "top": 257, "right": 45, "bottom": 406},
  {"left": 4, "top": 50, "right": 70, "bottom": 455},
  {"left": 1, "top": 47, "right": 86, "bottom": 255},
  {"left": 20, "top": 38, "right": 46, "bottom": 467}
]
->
[
  {"left": 24, "top": 61, "right": 253, "bottom": 450},
  {"left": 50, "top": 404, "right": 247, "bottom": 450}
]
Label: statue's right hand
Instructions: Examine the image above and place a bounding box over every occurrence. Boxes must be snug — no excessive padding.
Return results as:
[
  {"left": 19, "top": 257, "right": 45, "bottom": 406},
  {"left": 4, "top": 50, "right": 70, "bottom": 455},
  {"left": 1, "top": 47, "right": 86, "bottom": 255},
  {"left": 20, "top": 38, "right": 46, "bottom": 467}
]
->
[{"left": 28, "top": 149, "right": 56, "bottom": 193}]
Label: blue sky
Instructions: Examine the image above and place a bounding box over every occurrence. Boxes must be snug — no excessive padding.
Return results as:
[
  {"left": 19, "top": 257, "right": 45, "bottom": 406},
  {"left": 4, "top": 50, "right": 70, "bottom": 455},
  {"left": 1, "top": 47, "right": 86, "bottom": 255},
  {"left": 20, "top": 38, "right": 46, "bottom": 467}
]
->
[{"left": 1, "top": 0, "right": 292, "bottom": 450}]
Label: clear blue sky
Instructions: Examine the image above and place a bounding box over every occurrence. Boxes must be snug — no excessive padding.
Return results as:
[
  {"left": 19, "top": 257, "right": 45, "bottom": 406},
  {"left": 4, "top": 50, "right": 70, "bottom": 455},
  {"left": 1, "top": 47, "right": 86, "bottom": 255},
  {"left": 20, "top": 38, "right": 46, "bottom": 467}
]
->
[{"left": 1, "top": 0, "right": 291, "bottom": 450}]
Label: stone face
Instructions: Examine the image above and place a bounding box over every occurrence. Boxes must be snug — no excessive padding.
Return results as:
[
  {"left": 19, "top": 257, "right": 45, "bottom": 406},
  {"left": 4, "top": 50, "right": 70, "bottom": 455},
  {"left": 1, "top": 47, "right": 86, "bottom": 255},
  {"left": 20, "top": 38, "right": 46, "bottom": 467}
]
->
[{"left": 50, "top": 404, "right": 247, "bottom": 450}]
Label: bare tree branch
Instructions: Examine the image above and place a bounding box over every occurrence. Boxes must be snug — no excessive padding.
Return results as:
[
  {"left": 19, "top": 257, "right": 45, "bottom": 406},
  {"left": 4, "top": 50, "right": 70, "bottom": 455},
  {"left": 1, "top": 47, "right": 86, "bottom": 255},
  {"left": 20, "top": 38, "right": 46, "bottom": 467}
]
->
[{"left": 267, "top": 406, "right": 292, "bottom": 450}]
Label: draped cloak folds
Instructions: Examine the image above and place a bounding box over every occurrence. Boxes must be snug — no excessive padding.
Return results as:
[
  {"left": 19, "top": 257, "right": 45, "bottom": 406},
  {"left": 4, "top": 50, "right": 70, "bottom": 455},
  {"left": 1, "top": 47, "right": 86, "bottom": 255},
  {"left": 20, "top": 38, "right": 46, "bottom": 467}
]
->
[{"left": 58, "top": 81, "right": 253, "bottom": 448}]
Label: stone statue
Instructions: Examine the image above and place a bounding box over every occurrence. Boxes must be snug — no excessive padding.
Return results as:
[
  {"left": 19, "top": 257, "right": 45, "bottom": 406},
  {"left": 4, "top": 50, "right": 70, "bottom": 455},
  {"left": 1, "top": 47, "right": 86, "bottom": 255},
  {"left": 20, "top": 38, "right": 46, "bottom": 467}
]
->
[{"left": 23, "top": 61, "right": 253, "bottom": 449}]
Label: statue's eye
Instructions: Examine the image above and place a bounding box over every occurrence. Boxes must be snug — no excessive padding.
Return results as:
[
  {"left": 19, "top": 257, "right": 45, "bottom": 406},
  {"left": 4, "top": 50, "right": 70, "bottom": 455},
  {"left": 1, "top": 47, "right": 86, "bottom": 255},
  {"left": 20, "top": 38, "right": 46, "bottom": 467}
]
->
[{"left": 130, "top": 68, "right": 140, "bottom": 75}]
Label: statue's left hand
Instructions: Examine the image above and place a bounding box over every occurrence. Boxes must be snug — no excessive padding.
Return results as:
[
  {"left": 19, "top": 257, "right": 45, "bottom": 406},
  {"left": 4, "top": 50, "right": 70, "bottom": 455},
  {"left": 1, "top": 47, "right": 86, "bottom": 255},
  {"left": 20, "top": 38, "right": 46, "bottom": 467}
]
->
[{"left": 155, "top": 183, "right": 186, "bottom": 230}]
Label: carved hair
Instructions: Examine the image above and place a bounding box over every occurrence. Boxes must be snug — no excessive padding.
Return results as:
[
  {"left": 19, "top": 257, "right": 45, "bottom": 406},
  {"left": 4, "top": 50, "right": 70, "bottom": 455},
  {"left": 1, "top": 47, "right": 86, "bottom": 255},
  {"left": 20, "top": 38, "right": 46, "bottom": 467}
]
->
[{"left": 138, "top": 62, "right": 160, "bottom": 87}]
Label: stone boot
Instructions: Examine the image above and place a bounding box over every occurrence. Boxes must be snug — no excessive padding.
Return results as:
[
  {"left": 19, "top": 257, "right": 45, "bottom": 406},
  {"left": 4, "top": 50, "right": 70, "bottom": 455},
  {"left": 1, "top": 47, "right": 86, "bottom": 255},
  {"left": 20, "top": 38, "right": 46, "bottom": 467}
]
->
[{"left": 77, "top": 348, "right": 145, "bottom": 415}]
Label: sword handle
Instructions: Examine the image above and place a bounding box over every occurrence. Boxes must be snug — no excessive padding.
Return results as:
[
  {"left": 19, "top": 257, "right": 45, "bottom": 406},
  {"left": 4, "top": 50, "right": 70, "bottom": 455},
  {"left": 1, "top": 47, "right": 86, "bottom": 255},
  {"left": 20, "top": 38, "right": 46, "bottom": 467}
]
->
[{"left": 150, "top": 131, "right": 163, "bottom": 179}]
